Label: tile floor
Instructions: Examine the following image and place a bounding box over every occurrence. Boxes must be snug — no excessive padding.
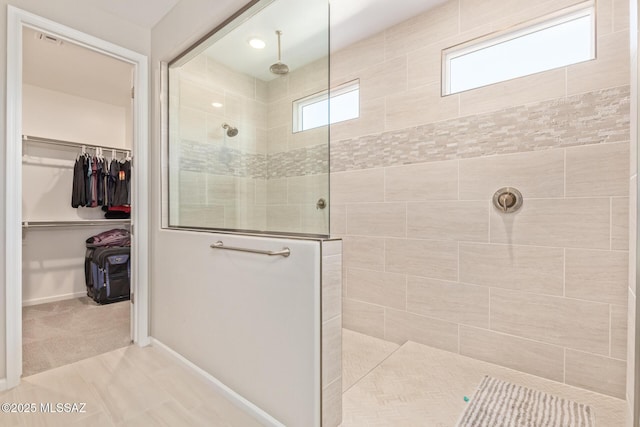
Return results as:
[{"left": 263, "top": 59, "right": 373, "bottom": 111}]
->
[
  {"left": 0, "top": 345, "right": 262, "bottom": 427},
  {"left": 341, "top": 329, "right": 626, "bottom": 426},
  {"left": 0, "top": 328, "right": 627, "bottom": 426}
]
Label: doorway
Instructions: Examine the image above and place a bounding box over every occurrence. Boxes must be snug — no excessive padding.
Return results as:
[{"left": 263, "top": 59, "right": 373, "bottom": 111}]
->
[{"left": 5, "top": 7, "right": 150, "bottom": 389}]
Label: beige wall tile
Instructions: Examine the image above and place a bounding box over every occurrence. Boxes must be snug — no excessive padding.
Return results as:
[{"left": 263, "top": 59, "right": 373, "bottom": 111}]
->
[
  {"left": 330, "top": 97, "right": 385, "bottom": 141},
  {"left": 385, "top": 160, "right": 458, "bottom": 202},
  {"left": 266, "top": 178, "right": 287, "bottom": 205},
  {"left": 254, "top": 179, "right": 267, "bottom": 205},
  {"left": 331, "top": 169, "right": 385, "bottom": 204},
  {"left": 287, "top": 174, "right": 328, "bottom": 204},
  {"left": 206, "top": 175, "right": 253, "bottom": 206},
  {"left": 460, "top": 0, "right": 529, "bottom": 32},
  {"left": 179, "top": 170, "right": 207, "bottom": 205},
  {"left": 489, "top": 198, "right": 611, "bottom": 249},
  {"left": 565, "top": 349, "right": 626, "bottom": 398},
  {"left": 330, "top": 204, "right": 346, "bottom": 235},
  {"left": 322, "top": 377, "right": 342, "bottom": 427},
  {"left": 630, "top": 176, "right": 637, "bottom": 295},
  {"left": 267, "top": 74, "right": 289, "bottom": 103},
  {"left": 385, "top": 238, "right": 458, "bottom": 281},
  {"left": 385, "top": 308, "right": 459, "bottom": 352},
  {"left": 459, "top": 149, "right": 564, "bottom": 200},
  {"left": 347, "top": 268, "right": 406, "bottom": 310},
  {"left": 343, "top": 298, "right": 385, "bottom": 339},
  {"left": 179, "top": 205, "right": 225, "bottom": 229},
  {"left": 322, "top": 254, "right": 342, "bottom": 321},
  {"left": 290, "top": 126, "right": 329, "bottom": 149},
  {"left": 384, "top": 0, "right": 459, "bottom": 58},
  {"left": 612, "top": 197, "right": 630, "bottom": 250},
  {"left": 178, "top": 107, "right": 206, "bottom": 142},
  {"left": 300, "top": 204, "right": 329, "bottom": 235},
  {"left": 597, "top": 0, "right": 614, "bottom": 36},
  {"left": 626, "top": 287, "right": 636, "bottom": 401},
  {"left": 179, "top": 79, "right": 225, "bottom": 113},
  {"left": 360, "top": 57, "right": 407, "bottom": 101},
  {"left": 207, "top": 59, "right": 256, "bottom": 99},
  {"left": 407, "top": 201, "right": 489, "bottom": 242},
  {"left": 407, "top": 277, "right": 489, "bottom": 328},
  {"left": 565, "top": 249, "right": 628, "bottom": 306},
  {"left": 322, "top": 240, "right": 342, "bottom": 257},
  {"left": 459, "top": 68, "right": 565, "bottom": 116},
  {"left": 255, "top": 79, "right": 268, "bottom": 103},
  {"left": 322, "top": 316, "right": 342, "bottom": 386},
  {"left": 267, "top": 125, "right": 289, "bottom": 153},
  {"left": 386, "top": 82, "right": 459, "bottom": 131},
  {"left": 331, "top": 32, "right": 385, "bottom": 80},
  {"left": 266, "top": 205, "right": 301, "bottom": 233},
  {"left": 288, "top": 58, "right": 329, "bottom": 98},
  {"left": 567, "top": 31, "right": 630, "bottom": 95},
  {"left": 490, "top": 289, "right": 610, "bottom": 355},
  {"left": 565, "top": 142, "right": 629, "bottom": 197},
  {"left": 407, "top": 41, "right": 443, "bottom": 90},
  {"left": 223, "top": 205, "right": 266, "bottom": 231},
  {"left": 613, "top": 0, "right": 629, "bottom": 31},
  {"left": 611, "top": 304, "right": 627, "bottom": 360},
  {"left": 347, "top": 203, "right": 407, "bottom": 238},
  {"left": 267, "top": 98, "right": 291, "bottom": 130},
  {"left": 459, "top": 326, "right": 564, "bottom": 382},
  {"left": 343, "top": 236, "right": 385, "bottom": 270},
  {"left": 459, "top": 243, "right": 564, "bottom": 295}
]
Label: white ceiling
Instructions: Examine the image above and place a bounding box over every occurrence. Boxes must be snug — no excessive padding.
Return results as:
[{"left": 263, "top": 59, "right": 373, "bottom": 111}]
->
[
  {"left": 84, "top": 0, "right": 180, "bottom": 29},
  {"left": 200, "top": 0, "right": 447, "bottom": 81},
  {"left": 23, "top": 27, "right": 134, "bottom": 107},
  {"left": 22, "top": 0, "right": 448, "bottom": 102}
]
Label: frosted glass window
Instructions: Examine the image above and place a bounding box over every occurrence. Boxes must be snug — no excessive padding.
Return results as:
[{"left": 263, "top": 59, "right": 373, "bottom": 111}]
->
[
  {"left": 294, "top": 80, "right": 359, "bottom": 132},
  {"left": 443, "top": 4, "right": 595, "bottom": 95}
]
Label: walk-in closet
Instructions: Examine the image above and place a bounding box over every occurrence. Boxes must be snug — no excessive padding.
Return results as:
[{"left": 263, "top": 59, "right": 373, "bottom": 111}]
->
[{"left": 20, "top": 26, "right": 134, "bottom": 376}]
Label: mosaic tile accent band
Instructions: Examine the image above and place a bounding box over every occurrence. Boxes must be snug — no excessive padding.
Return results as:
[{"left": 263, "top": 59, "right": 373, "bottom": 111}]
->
[
  {"left": 266, "top": 144, "right": 329, "bottom": 179},
  {"left": 179, "top": 140, "right": 267, "bottom": 179},
  {"left": 331, "top": 86, "right": 630, "bottom": 173}
]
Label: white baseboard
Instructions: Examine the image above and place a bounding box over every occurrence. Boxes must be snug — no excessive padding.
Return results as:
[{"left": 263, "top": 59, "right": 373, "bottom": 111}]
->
[
  {"left": 22, "top": 291, "right": 87, "bottom": 307},
  {"left": 150, "top": 338, "right": 285, "bottom": 427},
  {"left": 0, "top": 378, "right": 7, "bottom": 392}
]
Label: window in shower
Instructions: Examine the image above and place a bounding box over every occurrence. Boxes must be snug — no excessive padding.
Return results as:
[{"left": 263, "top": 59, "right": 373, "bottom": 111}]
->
[
  {"left": 442, "top": 1, "right": 595, "bottom": 95},
  {"left": 165, "top": 0, "right": 330, "bottom": 236},
  {"left": 293, "top": 80, "right": 360, "bottom": 132}
]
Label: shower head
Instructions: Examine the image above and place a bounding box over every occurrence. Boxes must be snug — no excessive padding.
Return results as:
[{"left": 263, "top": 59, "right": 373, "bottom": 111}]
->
[
  {"left": 269, "top": 30, "right": 289, "bottom": 75},
  {"left": 222, "top": 123, "right": 238, "bottom": 137}
]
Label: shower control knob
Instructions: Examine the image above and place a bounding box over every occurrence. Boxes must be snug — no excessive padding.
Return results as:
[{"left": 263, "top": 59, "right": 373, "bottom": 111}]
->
[
  {"left": 316, "top": 198, "right": 327, "bottom": 210},
  {"left": 492, "top": 187, "right": 523, "bottom": 213}
]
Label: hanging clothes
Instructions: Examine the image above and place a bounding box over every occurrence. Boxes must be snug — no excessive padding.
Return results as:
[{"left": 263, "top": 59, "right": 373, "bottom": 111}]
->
[
  {"left": 71, "top": 148, "right": 131, "bottom": 211},
  {"left": 71, "top": 155, "right": 86, "bottom": 208}
]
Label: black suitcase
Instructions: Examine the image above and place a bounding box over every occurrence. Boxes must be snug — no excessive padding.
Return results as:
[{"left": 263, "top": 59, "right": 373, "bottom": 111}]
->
[{"left": 86, "top": 246, "right": 130, "bottom": 304}]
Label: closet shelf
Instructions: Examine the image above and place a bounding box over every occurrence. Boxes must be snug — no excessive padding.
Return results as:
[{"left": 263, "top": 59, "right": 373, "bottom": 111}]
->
[
  {"left": 22, "top": 135, "right": 130, "bottom": 155},
  {"left": 22, "top": 220, "right": 131, "bottom": 229}
]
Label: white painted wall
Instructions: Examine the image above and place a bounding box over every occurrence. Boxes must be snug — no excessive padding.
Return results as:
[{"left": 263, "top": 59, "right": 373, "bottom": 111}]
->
[
  {"left": 23, "top": 84, "right": 128, "bottom": 148},
  {"left": 0, "top": 0, "right": 151, "bottom": 380},
  {"left": 21, "top": 81, "right": 132, "bottom": 305}
]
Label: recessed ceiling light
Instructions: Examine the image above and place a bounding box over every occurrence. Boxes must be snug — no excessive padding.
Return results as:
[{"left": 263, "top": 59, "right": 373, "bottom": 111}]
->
[
  {"left": 248, "top": 38, "right": 266, "bottom": 49},
  {"left": 211, "top": 102, "right": 223, "bottom": 108}
]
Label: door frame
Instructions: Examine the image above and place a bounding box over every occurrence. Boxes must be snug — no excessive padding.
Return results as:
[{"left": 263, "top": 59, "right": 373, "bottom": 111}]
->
[{"left": 5, "top": 6, "right": 150, "bottom": 389}]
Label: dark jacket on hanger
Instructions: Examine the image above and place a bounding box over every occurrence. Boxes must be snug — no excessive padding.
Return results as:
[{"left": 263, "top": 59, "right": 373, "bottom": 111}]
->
[{"left": 71, "top": 155, "right": 86, "bottom": 208}]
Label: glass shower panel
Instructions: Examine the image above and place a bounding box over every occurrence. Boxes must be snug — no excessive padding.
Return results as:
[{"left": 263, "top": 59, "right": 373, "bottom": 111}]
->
[{"left": 167, "top": 0, "right": 329, "bottom": 236}]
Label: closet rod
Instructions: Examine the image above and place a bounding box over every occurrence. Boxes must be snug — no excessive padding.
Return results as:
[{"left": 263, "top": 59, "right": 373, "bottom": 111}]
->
[
  {"left": 22, "top": 135, "right": 130, "bottom": 154},
  {"left": 22, "top": 220, "right": 131, "bottom": 229}
]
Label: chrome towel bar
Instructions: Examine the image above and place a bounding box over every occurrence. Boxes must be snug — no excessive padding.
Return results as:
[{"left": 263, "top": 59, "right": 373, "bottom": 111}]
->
[{"left": 210, "top": 241, "right": 290, "bottom": 257}]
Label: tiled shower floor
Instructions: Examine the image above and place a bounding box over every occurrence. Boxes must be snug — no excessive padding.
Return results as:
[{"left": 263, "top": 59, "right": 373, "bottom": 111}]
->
[{"left": 341, "top": 329, "right": 626, "bottom": 426}]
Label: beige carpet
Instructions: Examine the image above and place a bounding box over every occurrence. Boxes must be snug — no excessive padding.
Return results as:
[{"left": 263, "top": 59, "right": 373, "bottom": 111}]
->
[{"left": 23, "top": 297, "right": 130, "bottom": 377}]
